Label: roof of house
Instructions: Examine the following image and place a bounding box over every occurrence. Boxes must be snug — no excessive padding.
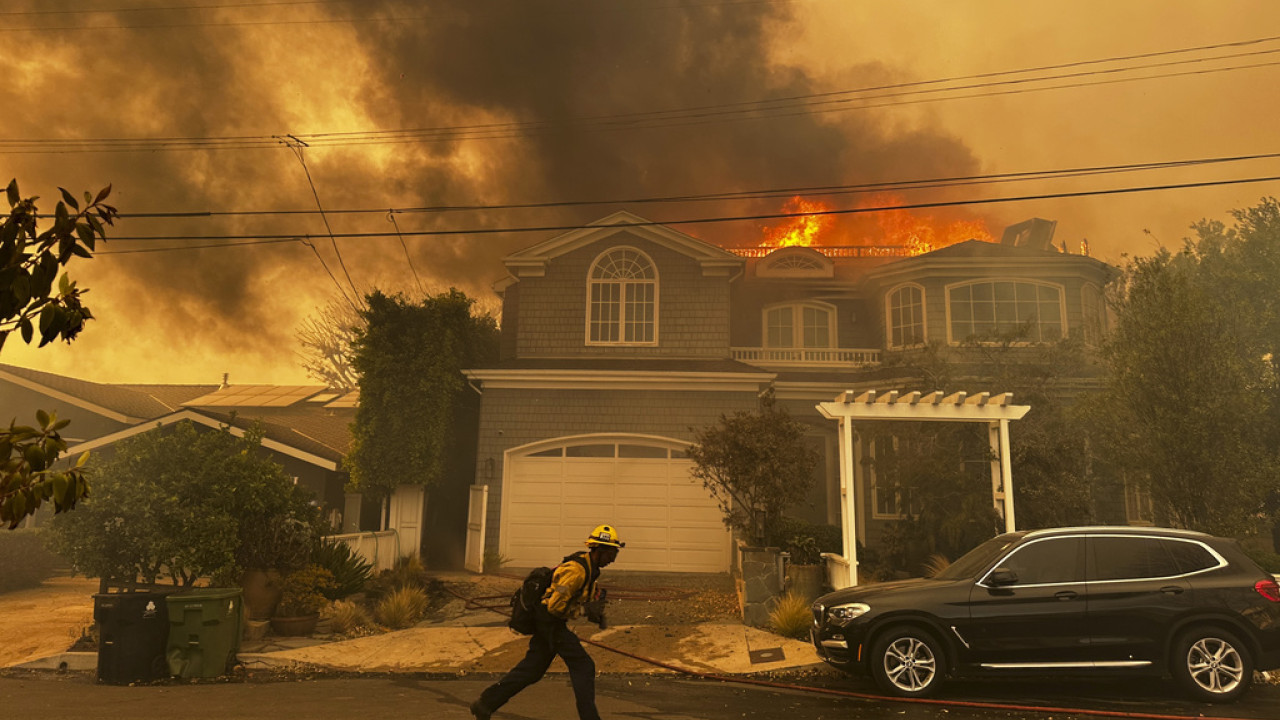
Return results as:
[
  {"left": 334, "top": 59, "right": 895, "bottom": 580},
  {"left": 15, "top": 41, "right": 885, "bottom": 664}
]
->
[
  {"left": 0, "top": 362, "right": 217, "bottom": 420},
  {"left": 1, "top": 363, "right": 353, "bottom": 463}
]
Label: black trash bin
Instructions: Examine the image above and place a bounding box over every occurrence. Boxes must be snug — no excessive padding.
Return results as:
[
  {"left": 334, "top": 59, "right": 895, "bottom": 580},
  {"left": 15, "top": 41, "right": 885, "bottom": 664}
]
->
[{"left": 94, "top": 591, "right": 173, "bottom": 684}]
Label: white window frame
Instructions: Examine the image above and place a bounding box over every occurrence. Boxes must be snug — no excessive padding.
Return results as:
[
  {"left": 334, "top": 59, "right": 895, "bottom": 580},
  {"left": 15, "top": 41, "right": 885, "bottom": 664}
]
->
[
  {"left": 1081, "top": 282, "right": 1107, "bottom": 346},
  {"left": 885, "top": 282, "right": 927, "bottom": 349},
  {"left": 762, "top": 301, "right": 837, "bottom": 349},
  {"left": 944, "top": 278, "right": 1067, "bottom": 345},
  {"left": 585, "top": 246, "right": 659, "bottom": 346}
]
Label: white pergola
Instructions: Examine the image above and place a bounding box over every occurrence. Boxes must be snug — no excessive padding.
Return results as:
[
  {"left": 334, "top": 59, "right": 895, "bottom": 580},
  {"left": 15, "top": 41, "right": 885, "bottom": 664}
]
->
[{"left": 816, "top": 389, "right": 1031, "bottom": 589}]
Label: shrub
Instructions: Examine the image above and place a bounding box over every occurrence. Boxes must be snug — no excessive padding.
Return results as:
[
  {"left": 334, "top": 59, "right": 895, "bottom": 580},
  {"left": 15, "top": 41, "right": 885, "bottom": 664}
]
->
[
  {"left": 45, "top": 421, "right": 319, "bottom": 586},
  {"left": 768, "top": 591, "right": 812, "bottom": 639},
  {"left": 277, "top": 565, "right": 337, "bottom": 616},
  {"left": 366, "top": 554, "right": 429, "bottom": 600},
  {"left": 0, "top": 529, "right": 63, "bottom": 593},
  {"left": 312, "top": 538, "right": 373, "bottom": 600},
  {"left": 482, "top": 549, "right": 509, "bottom": 574},
  {"left": 374, "top": 586, "right": 429, "bottom": 630},
  {"left": 922, "top": 553, "right": 952, "bottom": 578},
  {"left": 1243, "top": 545, "right": 1280, "bottom": 573},
  {"left": 324, "top": 600, "right": 374, "bottom": 635}
]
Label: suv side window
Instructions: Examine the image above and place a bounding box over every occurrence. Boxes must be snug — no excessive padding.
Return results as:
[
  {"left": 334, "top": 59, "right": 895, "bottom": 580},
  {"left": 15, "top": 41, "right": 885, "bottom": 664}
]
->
[
  {"left": 1090, "top": 536, "right": 1180, "bottom": 581},
  {"left": 991, "top": 537, "right": 1084, "bottom": 585},
  {"left": 1163, "top": 539, "right": 1221, "bottom": 574}
]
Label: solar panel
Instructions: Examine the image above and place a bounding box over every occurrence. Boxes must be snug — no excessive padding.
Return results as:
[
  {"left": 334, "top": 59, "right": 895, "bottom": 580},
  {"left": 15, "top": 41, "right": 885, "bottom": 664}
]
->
[{"left": 184, "top": 385, "right": 327, "bottom": 408}]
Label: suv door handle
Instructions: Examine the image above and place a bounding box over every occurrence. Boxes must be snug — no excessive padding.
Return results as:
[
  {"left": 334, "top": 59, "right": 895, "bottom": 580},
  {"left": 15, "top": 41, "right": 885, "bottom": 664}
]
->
[
  {"left": 1160, "top": 586, "right": 1184, "bottom": 595},
  {"left": 1054, "top": 590, "right": 1078, "bottom": 601}
]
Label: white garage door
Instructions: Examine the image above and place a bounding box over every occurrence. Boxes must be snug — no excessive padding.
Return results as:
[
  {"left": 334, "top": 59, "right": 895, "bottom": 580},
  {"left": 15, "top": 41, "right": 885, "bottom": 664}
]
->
[{"left": 501, "top": 438, "right": 731, "bottom": 572}]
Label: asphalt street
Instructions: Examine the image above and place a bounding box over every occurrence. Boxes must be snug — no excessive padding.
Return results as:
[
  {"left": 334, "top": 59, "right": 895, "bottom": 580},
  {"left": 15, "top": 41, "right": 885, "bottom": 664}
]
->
[{"left": 1, "top": 672, "right": 1277, "bottom": 720}]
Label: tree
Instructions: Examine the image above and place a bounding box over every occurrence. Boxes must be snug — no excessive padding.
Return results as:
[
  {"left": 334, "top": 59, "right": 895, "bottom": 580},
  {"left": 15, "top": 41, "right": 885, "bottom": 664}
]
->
[
  {"left": 346, "top": 289, "right": 499, "bottom": 502},
  {"left": 865, "top": 333, "right": 1101, "bottom": 571},
  {"left": 1094, "top": 199, "right": 1280, "bottom": 536},
  {"left": 687, "top": 392, "right": 819, "bottom": 547},
  {"left": 296, "top": 295, "right": 363, "bottom": 391},
  {"left": 2, "top": 179, "right": 118, "bottom": 529},
  {"left": 45, "top": 421, "right": 318, "bottom": 586}
]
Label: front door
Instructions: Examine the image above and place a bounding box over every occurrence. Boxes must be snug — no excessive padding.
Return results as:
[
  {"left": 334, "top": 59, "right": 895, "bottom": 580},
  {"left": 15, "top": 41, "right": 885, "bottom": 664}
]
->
[{"left": 962, "top": 536, "right": 1090, "bottom": 666}]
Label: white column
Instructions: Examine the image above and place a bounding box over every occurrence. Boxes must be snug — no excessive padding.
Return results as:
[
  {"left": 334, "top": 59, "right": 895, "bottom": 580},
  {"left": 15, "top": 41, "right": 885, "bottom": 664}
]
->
[
  {"left": 988, "top": 421, "right": 1004, "bottom": 516},
  {"left": 840, "top": 416, "right": 858, "bottom": 585},
  {"left": 999, "top": 419, "right": 1016, "bottom": 532}
]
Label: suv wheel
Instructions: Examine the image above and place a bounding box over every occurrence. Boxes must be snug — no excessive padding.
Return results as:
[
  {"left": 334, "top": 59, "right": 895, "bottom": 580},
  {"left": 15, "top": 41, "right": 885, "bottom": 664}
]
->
[
  {"left": 869, "top": 626, "right": 945, "bottom": 697},
  {"left": 1170, "top": 627, "right": 1253, "bottom": 703}
]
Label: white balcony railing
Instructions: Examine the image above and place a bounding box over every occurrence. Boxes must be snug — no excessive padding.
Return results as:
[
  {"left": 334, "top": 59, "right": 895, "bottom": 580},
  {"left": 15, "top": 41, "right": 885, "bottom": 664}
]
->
[{"left": 730, "top": 347, "right": 881, "bottom": 368}]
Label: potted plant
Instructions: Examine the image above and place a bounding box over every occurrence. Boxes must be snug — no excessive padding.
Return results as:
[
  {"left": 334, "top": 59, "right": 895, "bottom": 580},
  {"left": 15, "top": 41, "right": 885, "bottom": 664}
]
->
[
  {"left": 238, "top": 515, "right": 318, "bottom": 620},
  {"left": 783, "top": 535, "right": 825, "bottom": 603},
  {"left": 270, "top": 564, "right": 337, "bottom": 637}
]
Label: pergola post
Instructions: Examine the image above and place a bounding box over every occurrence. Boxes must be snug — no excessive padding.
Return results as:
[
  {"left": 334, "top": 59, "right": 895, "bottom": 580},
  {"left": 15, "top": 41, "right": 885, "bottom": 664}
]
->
[{"left": 818, "top": 389, "right": 1030, "bottom": 589}]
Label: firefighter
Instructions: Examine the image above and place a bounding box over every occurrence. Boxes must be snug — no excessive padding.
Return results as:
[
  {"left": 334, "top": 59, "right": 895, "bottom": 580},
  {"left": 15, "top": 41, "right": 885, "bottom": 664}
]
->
[{"left": 471, "top": 525, "right": 623, "bottom": 720}]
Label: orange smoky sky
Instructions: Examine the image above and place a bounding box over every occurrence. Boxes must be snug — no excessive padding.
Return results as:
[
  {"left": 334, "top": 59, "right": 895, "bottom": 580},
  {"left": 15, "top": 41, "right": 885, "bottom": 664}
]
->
[{"left": 4, "top": 1, "right": 1280, "bottom": 385}]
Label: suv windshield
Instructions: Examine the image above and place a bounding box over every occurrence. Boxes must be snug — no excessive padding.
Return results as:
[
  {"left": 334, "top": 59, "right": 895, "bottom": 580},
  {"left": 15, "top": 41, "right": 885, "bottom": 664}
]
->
[{"left": 934, "top": 535, "right": 1019, "bottom": 580}]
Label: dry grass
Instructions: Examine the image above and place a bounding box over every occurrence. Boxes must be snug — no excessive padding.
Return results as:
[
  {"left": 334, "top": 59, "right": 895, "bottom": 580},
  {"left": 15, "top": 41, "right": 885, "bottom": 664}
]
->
[
  {"left": 922, "top": 553, "right": 952, "bottom": 578},
  {"left": 324, "top": 600, "right": 375, "bottom": 635},
  {"left": 374, "top": 586, "right": 429, "bottom": 630},
  {"left": 768, "top": 591, "right": 812, "bottom": 639}
]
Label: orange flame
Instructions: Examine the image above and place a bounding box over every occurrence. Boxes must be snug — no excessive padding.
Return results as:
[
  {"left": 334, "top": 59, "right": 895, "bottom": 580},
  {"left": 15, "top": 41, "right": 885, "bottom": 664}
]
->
[
  {"left": 758, "top": 192, "right": 994, "bottom": 255},
  {"left": 760, "top": 196, "right": 834, "bottom": 247}
]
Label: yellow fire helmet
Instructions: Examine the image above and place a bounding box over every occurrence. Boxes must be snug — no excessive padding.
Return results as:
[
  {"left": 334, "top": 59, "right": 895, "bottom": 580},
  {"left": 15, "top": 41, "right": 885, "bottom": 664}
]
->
[{"left": 586, "top": 524, "right": 625, "bottom": 549}]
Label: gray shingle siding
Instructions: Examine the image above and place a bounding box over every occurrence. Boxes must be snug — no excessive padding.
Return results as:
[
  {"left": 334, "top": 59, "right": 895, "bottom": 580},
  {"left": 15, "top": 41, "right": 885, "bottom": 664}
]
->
[{"left": 513, "top": 232, "right": 731, "bottom": 359}]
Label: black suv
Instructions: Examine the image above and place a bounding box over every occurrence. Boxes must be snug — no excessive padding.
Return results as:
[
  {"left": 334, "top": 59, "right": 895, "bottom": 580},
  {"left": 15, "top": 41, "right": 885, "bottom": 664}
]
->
[{"left": 810, "top": 526, "right": 1280, "bottom": 702}]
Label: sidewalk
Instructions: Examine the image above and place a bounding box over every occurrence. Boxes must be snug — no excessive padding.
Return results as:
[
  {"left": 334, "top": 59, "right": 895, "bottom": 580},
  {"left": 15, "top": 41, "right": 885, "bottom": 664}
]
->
[{"left": 7, "top": 571, "right": 829, "bottom": 679}]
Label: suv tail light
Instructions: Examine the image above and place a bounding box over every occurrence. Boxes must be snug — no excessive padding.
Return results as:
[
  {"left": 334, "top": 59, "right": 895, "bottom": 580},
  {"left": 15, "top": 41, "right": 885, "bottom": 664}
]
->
[{"left": 1255, "top": 578, "right": 1280, "bottom": 602}]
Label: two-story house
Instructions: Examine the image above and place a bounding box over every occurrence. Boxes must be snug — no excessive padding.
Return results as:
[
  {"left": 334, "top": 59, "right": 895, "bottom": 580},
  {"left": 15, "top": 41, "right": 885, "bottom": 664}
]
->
[{"left": 463, "top": 211, "right": 1117, "bottom": 573}]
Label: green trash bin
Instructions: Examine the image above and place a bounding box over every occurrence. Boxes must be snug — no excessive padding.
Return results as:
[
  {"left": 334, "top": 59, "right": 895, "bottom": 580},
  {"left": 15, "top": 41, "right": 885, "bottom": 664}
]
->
[{"left": 165, "top": 588, "right": 242, "bottom": 678}]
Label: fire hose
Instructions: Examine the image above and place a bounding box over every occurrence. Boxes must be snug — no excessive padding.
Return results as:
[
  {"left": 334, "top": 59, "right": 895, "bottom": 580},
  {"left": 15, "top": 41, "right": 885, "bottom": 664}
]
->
[{"left": 442, "top": 581, "right": 1251, "bottom": 720}]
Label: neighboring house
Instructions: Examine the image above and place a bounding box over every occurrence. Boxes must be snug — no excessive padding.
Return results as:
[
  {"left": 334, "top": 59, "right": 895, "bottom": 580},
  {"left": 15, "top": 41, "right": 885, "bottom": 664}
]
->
[
  {"left": 463, "top": 211, "right": 1119, "bottom": 573},
  {"left": 0, "top": 364, "right": 373, "bottom": 532}
]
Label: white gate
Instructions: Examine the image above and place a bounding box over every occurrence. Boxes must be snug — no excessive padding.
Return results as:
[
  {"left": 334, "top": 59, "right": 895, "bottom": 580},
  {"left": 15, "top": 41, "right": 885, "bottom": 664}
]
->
[
  {"left": 463, "top": 484, "right": 489, "bottom": 573},
  {"left": 388, "top": 484, "right": 425, "bottom": 558}
]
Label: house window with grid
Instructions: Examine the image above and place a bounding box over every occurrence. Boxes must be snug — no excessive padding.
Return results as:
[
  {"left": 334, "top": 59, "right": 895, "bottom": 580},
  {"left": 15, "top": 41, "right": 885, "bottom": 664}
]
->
[
  {"left": 764, "top": 303, "right": 834, "bottom": 348},
  {"left": 948, "top": 280, "right": 1064, "bottom": 343},
  {"left": 887, "top": 284, "right": 925, "bottom": 348},
  {"left": 588, "top": 247, "right": 657, "bottom": 345},
  {"left": 870, "top": 436, "right": 914, "bottom": 519},
  {"left": 1125, "top": 474, "right": 1154, "bottom": 526}
]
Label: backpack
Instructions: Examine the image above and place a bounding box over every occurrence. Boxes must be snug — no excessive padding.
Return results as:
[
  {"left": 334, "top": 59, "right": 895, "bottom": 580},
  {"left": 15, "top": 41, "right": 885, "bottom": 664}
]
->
[{"left": 507, "top": 555, "right": 590, "bottom": 635}]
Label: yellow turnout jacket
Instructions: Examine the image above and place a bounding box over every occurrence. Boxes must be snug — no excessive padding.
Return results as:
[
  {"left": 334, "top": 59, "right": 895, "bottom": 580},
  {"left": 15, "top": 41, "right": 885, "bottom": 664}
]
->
[{"left": 541, "top": 551, "right": 597, "bottom": 620}]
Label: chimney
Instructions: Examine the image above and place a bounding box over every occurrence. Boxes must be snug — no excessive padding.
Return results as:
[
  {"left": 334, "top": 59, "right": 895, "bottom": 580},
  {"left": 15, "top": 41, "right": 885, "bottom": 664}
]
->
[
  {"left": 1000, "top": 218, "right": 1058, "bottom": 251},
  {"left": 220, "top": 373, "right": 229, "bottom": 389}
]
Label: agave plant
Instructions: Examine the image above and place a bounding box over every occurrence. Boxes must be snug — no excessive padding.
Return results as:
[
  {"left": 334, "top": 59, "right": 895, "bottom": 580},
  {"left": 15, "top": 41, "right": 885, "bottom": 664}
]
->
[{"left": 311, "top": 538, "right": 374, "bottom": 600}]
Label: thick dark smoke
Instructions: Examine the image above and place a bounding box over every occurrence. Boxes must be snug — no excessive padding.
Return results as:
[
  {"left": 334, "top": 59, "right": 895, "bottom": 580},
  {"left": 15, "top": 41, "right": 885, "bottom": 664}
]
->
[{"left": 3, "top": 0, "right": 983, "bottom": 381}]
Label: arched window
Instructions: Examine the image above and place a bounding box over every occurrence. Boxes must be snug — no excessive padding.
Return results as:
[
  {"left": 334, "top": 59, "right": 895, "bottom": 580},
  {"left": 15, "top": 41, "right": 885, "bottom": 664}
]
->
[
  {"left": 886, "top": 284, "right": 926, "bottom": 348},
  {"left": 764, "top": 302, "right": 835, "bottom": 348},
  {"left": 947, "top": 279, "right": 1064, "bottom": 343},
  {"left": 587, "top": 247, "right": 657, "bottom": 345}
]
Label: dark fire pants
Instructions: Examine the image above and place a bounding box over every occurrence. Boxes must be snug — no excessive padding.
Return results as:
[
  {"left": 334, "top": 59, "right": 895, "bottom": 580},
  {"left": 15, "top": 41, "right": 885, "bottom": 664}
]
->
[{"left": 476, "top": 607, "right": 600, "bottom": 720}]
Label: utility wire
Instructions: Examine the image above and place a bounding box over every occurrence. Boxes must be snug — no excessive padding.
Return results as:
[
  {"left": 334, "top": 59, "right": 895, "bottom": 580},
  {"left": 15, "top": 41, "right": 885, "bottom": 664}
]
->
[
  {"left": 92, "top": 172, "right": 1280, "bottom": 254},
  {"left": 5, "top": 34, "right": 1280, "bottom": 154},
  {"left": 0, "top": 0, "right": 789, "bottom": 30},
  {"left": 388, "top": 212, "right": 426, "bottom": 295},
  {"left": 0, "top": 0, "right": 347, "bottom": 16},
  {"left": 108, "top": 151, "right": 1280, "bottom": 220},
  {"left": 282, "top": 136, "right": 361, "bottom": 309}
]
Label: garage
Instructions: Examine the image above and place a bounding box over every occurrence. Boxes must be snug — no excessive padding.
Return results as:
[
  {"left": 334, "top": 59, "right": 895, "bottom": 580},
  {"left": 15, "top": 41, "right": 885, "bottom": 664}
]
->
[{"left": 500, "top": 436, "right": 731, "bottom": 572}]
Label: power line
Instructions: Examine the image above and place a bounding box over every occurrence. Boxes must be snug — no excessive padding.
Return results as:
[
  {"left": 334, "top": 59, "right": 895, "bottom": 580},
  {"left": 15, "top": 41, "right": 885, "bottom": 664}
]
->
[
  {"left": 0, "top": 0, "right": 345, "bottom": 16},
  {"left": 107, "top": 151, "right": 1280, "bottom": 220},
  {"left": 92, "top": 172, "right": 1280, "bottom": 254},
  {"left": 5, "top": 34, "right": 1280, "bottom": 154},
  {"left": 0, "top": 0, "right": 788, "bottom": 31}
]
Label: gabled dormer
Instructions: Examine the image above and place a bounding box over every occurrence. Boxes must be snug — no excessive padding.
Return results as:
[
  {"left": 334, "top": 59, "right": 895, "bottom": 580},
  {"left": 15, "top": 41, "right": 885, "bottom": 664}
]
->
[{"left": 496, "top": 212, "right": 744, "bottom": 360}]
